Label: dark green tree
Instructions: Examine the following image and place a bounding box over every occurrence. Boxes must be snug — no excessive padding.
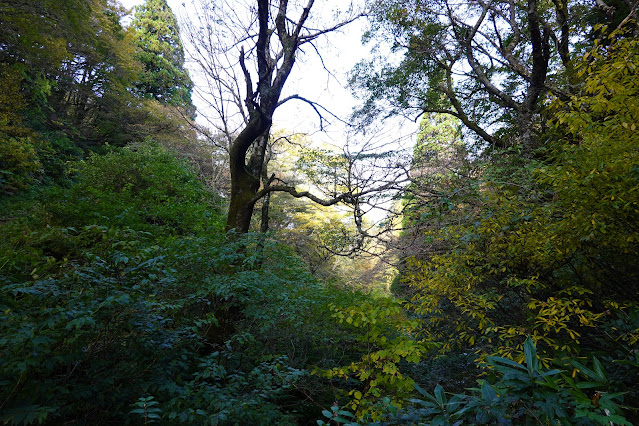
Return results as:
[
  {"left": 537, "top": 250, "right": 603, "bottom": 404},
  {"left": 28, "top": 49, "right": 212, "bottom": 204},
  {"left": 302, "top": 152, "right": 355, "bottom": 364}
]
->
[
  {"left": 0, "top": 0, "right": 144, "bottom": 191},
  {"left": 131, "top": 0, "right": 194, "bottom": 116}
]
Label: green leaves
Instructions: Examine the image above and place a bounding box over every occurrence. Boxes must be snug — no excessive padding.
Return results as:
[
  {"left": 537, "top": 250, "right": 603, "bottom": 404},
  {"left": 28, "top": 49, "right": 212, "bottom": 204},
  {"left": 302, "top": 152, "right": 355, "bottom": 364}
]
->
[
  {"left": 569, "top": 357, "right": 608, "bottom": 388},
  {"left": 1, "top": 145, "right": 316, "bottom": 424},
  {"left": 317, "top": 404, "right": 358, "bottom": 425},
  {"left": 323, "top": 298, "right": 432, "bottom": 420},
  {"left": 382, "top": 338, "right": 635, "bottom": 424},
  {"left": 131, "top": 0, "right": 194, "bottom": 115},
  {"left": 524, "top": 337, "right": 538, "bottom": 377},
  {"left": 130, "top": 396, "right": 162, "bottom": 423},
  {"left": 58, "top": 144, "right": 224, "bottom": 236}
]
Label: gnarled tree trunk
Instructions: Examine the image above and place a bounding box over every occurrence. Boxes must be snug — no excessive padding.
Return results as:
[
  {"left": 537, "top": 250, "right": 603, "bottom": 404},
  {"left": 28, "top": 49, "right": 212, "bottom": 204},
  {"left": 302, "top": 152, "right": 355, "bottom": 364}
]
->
[{"left": 223, "top": 0, "right": 311, "bottom": 232}]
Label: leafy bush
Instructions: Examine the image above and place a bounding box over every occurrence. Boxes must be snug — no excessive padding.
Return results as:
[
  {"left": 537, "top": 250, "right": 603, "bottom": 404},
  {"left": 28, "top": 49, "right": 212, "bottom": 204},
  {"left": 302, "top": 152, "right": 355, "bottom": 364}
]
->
[
  {"left": 401, "top": 30, "right": 639, "bottom": 364},
  {"left": 0, "top": 134, "right": 41, "bottom": 193},
  {"left": 0, "top": 144, "right": 378, "bottom": 424},
  {"left": 48, "top": 143, "right": 225, "bottom": 236},
  {"left": 0, "top": 224, "right": 314, "bottom": 424},
  {"left": 319, "top": 298, "right": 435, "bottom": 421},
  {"left": 320, "top": 338, "right": 636, "bottom": 425}
]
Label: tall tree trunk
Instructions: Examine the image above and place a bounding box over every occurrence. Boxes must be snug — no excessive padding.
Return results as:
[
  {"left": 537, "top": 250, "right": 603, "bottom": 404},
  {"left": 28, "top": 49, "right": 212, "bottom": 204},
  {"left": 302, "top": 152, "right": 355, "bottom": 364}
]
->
[
  {"left": 520, "top": 0, "right": 551, "bottom": 156},
  {"left": 225, "top": 113, "right": 270, "bottom": 233},
  {"left": 220, "top": 0, "right": 347, "bottom": 232},
  {"left": 223, "top": 0, "right": 306, "bottom": 232},
  {"left": 226, "top": 174, "right": 260, "bottom": 233},
  {"left": 259, "top": 148, "right": 273, "bottom": 233}
]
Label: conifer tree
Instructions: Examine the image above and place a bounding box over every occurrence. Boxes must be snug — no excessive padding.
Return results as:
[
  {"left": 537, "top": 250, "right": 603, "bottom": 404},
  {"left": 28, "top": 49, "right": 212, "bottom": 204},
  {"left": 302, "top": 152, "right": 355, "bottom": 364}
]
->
[{"left": 131, "top": 0, "right": 194, "bottom": 116}]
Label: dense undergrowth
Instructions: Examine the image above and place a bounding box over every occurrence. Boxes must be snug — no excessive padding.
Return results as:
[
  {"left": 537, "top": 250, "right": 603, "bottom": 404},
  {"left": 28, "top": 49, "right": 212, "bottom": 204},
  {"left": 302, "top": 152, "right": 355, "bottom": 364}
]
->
[
  {"left": 371, "top": 33, "right": 639, "bottom": 425},
  {"left": 2, "top": 0, "right": 639, "bottom": 422},
  {"left": 1, "top": 136, "right": 638, "bottom": 424},
  {"left": 0, "top": 145, "right": 378, "bottom": 424}
]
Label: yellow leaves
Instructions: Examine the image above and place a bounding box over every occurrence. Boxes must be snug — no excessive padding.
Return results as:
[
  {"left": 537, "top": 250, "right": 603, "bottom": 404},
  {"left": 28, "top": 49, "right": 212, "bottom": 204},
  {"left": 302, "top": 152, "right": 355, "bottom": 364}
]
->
[
  {"left": 332, "top": 301, "right": 402, "bottom": 329},
  {"left": 324, "top": 297, "right": 434, "bottom": 420},
  {"left": 330, "top": 341, "right": 420, "bottom": 420},
  {"left": 604, "top": 300, "right": 625, "bottom": 310},
  {"left": 524, "top": 295, "right": 604, "bottom": 353},
  {"left": 382, "top": 362, "right": 398, "bottom": 375},
  {"left": 408, "top": 37, "right": 638, "bottom": 364},
  {"left": 577, "top": 314, "right": 590, "bottom": 326}
]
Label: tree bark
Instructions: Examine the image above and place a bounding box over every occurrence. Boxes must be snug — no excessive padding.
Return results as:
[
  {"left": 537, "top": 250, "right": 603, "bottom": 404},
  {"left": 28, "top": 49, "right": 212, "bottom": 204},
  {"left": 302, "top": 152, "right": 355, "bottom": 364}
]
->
[
  {"left": 215, "top": 0, "right": 361, "bottom": 232},
  {"left": 224, "top": 0, "right": 310, "bottom": 232},
  {"left": 519, "top": 0, "right": 551, "bottom": 156},
  {"left": 225, "top": 112, "right": 270, "bottom": 232}
]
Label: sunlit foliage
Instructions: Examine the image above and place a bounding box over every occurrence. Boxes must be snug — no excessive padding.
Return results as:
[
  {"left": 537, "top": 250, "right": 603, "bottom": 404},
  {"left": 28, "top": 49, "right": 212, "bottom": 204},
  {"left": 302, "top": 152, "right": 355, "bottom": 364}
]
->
[{"left": 392, "top": 28, "right": 639, "bottom": 423}]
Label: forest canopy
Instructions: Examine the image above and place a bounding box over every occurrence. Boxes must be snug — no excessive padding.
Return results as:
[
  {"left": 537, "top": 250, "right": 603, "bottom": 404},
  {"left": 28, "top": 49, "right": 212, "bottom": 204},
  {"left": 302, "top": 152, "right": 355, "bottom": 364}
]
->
[{"left": 1, "top": 0, "right": 638, "bottom": 424}]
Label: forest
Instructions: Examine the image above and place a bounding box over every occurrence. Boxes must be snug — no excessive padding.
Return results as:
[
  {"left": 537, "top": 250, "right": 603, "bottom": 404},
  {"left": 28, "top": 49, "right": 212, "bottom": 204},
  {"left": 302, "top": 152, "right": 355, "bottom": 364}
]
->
[{"left": 0, "top": 0, "right": 638, "bottom": 424}]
